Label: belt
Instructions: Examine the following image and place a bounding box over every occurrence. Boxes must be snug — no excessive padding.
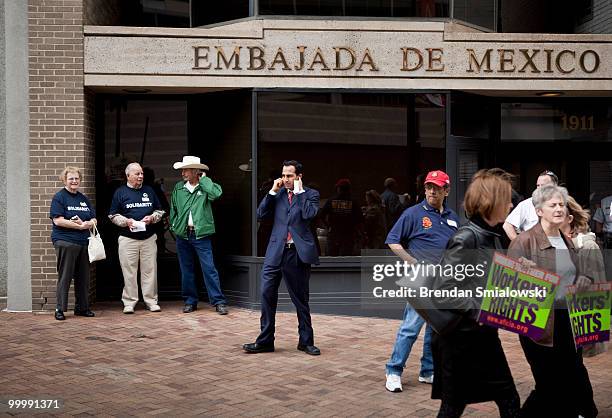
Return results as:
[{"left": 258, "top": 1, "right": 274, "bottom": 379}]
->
[{"left": 285, "top": 242, "right": 295, "bottom": 249}]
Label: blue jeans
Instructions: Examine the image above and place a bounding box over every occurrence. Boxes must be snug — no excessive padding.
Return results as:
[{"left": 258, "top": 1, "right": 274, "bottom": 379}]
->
[
  {"left": 385, "top": 303, "right": 433, "bottom": 377},
  {"left": 176, "top": 233, "right": 227, "bottom": 307}
]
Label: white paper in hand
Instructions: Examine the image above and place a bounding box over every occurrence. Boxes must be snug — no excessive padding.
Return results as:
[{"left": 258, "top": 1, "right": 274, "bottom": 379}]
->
[
  {"left": 293, "top": 178, "right": 304, "bottom": 194},
  {"left": 130, "top": 220, "right": 146, "bottom": 232}
]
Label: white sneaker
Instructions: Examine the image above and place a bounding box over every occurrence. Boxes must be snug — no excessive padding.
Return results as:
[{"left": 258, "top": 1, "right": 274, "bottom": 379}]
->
[
  {"left": 418, "top": 374, "right": 434, "bottom": 384},
  {"left": 385, "top": 374, "right": 403, "bottom": 393},
  {"left": 147, "top": 304, "right": 161, "bottom": 312},
  {"left": 123, "top": 305, "right": 135, "bottom": 314}
]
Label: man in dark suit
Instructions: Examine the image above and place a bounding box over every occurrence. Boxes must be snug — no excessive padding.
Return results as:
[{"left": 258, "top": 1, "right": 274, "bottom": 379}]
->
[{"left": 243, "top": 160, "right": 321, "bottom": 356}]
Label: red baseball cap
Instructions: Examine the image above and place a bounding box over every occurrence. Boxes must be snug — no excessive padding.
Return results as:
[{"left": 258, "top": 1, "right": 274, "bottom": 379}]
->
[
  {"left": 335, "top": 178, "right": 351, "bottom": 187},
  {"left": 424, "top": 170, "right": 450, "bottom": 187}
]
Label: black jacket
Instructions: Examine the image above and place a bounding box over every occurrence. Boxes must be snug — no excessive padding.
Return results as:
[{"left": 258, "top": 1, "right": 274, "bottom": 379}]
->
[
  {"left": 435, "top": 218, "right": 503, "bottom": 316},
  {"left": 431, "top": 217, "right": 518, "bottom": 405}
]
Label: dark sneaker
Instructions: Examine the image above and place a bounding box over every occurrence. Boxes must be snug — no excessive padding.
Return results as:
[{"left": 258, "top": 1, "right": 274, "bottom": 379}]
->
[
  {"left": 215, "top": 304, "right": 229, "bottom": 315},
  {"left": 55, "top": 309, "right": 66, "bottom": 321},
  {"left": 183, "top": 304, "right": 197, "bottom": 313},
  {"left": 74, "top": 309, "right": 95, "bottom": 317}
]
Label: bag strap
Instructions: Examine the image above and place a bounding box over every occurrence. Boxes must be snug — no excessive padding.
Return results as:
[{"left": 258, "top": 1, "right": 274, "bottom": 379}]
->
[{"left": 90, "top": 222, "right": 99, "bottom": 237}]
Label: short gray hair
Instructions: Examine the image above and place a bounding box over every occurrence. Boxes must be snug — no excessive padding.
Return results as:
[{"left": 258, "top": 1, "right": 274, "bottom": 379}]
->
[
  {"left": 532, "top": 184, "right": 568, "bottom": 210},
  {"left": 125, "top": 162, "right": 142, "bottom": 176}
]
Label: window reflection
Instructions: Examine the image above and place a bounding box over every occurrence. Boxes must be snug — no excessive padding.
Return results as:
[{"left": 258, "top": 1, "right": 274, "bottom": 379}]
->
[
  {"left": 99, "top": 99, "right": 189, "bottom": 298},
  {"left": 590, "top": 161, "right": 612, "bottom": 281},
  {"left": 453, "top": 0, "right": 496, "bottom": 31},
  {"left": 257, "top": 92, "right": 445, "bottom": 256},
  {"left": 258, "top": 0, "right": 449, "bottom": 17},
  {"left": 98, "top": 94, "right": 252, "bottom": 302}
]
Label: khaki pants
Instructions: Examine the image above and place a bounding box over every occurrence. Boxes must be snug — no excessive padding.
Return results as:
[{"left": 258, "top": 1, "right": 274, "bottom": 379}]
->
[{"left": 118, "top": 234, "right": 158, "bottom": 308}]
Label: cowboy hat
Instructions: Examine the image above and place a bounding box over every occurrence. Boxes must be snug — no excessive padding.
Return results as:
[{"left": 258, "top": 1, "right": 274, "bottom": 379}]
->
[{"left": 173, "top": 156, "right": 209, "bottom": 170}]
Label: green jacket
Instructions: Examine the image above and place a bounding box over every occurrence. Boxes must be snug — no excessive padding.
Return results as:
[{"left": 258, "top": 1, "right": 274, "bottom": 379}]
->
[{"left": 170, "top": 176, "right": 222, "bottom": 239}]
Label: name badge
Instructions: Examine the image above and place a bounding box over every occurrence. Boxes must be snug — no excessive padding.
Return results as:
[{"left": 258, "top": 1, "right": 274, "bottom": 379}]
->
[{"left": 447, "top": 219, "right": 458, "bottom": 228}]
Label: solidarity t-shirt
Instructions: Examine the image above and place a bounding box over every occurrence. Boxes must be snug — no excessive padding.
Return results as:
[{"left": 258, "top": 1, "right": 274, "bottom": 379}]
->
[
  {"left": 109, "top": 184, "right": 161, "bottom": 240},
  {"left": 49, "top": 188, "right": 96, "bottom": 245}
]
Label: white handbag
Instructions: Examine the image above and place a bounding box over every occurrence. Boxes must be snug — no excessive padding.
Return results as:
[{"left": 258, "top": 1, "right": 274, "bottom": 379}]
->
[{"left": 88, "top": 223, "right": 106, "bottom": 263}]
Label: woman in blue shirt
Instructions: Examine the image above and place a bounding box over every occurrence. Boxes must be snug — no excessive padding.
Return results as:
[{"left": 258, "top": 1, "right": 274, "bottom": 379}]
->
[{"left": 49, "top": 166, "right": 97, "bottom": 320}]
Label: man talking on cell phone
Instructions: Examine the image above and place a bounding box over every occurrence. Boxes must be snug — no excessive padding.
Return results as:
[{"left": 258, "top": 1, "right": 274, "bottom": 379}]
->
[{"left": 243, "top": 160, "right": 321, "bottom": 355}]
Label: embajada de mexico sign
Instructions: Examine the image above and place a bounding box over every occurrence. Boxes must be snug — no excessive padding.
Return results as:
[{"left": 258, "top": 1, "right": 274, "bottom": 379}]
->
[{"left": 84, "top": 20, "right": 612, "bottom": 91}]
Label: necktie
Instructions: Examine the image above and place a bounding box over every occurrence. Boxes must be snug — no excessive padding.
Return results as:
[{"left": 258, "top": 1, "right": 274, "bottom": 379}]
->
[{"left": 287, "top": 191, "right": 293, "bottom": 242}]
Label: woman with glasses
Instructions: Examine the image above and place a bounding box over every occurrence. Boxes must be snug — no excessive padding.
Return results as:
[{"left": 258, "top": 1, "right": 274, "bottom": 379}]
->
[{"left": 49, "top": 166, "right": 97, "bottom": 320}]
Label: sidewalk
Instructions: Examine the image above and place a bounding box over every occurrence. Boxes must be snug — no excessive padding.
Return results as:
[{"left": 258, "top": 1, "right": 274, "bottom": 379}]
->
[{"left": 1, "top": 302, "right": 611, "bottom": 417}]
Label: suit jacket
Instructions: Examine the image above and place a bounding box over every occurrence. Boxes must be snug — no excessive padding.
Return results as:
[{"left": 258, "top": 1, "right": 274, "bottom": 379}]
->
[{"left": 257, "top": 187, "right": 320, "bottom": 266}]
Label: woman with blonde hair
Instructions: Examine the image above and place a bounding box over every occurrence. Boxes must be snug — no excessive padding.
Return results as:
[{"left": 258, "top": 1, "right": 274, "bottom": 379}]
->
[
  {"left": 562, "top": 196, "right": 607, "bottom": 357},
  {"left": 49, "top": 166, "right": 97, "bottom": 320}
]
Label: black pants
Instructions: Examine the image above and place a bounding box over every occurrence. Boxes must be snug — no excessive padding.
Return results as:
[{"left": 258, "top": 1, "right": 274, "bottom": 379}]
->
[
  {"left": 54, "top": 240, "right": 90, "bottom": 312},
  {"left": 519, "top": 309, "right": 598, "bottom": 418},
  {"left": 257, "top": 247, "right": 314, "bottom": 346}
]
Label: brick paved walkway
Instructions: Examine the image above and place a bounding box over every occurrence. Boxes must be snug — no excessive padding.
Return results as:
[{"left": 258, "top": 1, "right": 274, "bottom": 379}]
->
[{"left": 1, "top": 302, "right": 611, "bottom": 417}]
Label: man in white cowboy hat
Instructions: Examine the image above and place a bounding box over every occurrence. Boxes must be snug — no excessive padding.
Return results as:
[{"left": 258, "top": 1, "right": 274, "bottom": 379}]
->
[
  {"left": 170, "top": 156, "right": 229, "bottom": 314},
  {"left": 109, "top": 162, "right": 165, "bottom": 314}
]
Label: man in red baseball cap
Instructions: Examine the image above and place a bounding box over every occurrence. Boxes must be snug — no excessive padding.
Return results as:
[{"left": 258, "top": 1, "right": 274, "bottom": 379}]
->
[
  {"left": 423, "top": 170, "right": 451, "bottom": 214},
  {"left": 424, "top": 170, "right": 450, "bottom": 188},
  {"left": 384, "top": 169, "right": 458, "bottom": 393}
]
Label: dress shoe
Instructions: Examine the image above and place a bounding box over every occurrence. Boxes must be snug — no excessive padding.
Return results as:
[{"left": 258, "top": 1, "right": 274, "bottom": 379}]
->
[
  {"left": 54, "top": 309, "right": 65, "bottom": 321},
  {"left": 243, "top": 342, "right": 274, "bottom": 353},
  {"left": 215, "top": 304, "right": 228, "bottom": 315},
  {"left": 297, "top": 344, "right": 321, "bottom": 356},
  {"left": 74, "top": 309, "right": 95, "bottom": 317},
  {"left": 183, "top": 304, "right": 197, "bottom": 313}
]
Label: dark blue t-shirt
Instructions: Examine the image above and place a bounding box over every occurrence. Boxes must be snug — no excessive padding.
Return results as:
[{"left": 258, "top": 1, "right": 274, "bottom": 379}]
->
[
  {"left": 385, "top": 200, "right": 460, "bottom": 263},
  {"left": 50, "top": 188, "right": 96, "bottom": 245},
  {"left": 109, "top": 184, "right": 161, "bottom": 240}
]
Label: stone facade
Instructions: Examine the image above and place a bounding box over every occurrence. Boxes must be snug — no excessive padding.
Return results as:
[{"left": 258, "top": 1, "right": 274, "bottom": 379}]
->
[{"left": 28, "top": 0, "right": 95, "bottom": 311}]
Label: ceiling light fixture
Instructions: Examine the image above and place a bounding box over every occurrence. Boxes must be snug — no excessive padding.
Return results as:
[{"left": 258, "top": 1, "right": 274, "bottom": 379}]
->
[
  {"left": 536, "top": 91, "right": 564, "bottom": 97},
  {"left": 122, "top": 88, "right": 152, "bottom": 94}
]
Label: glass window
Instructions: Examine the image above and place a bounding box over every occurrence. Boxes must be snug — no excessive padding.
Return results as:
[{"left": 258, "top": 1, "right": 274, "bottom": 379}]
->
[
  {"left": 85, "top": 0, "right": 251, "bottom": 28},
  {"left": 85, "top": 0, "right": 191, "bottom": 27},
  {"left": 187, "top": 92, "right": 253, "bottom": 257},
  {"left": 501, "top": 102, "right": 612, "bottom": 142},
  {"left": 499, "top": 0, "right": 595, "bottom": 34},
  {"left": 97, "top": 93, "right": 252, "bottom": 301},
  {"left": 192, "top": 0, "right": 250, "bottom": 26},
  {"left": 453, "top": 0, "right": 496, "bottom": 31},
  {"left": 257, "top": 92, "right": 445, "bottom": 256},
  {"left": 98, "top": 98, "right": 189, "bottom": 298},
  {"left": 258, "top": 0, "right": 449, "bottom": 17}
]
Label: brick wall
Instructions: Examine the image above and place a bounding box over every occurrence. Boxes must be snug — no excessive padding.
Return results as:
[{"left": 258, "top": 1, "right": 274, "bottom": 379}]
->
[{"left": 28, "top": 0, "right": 95, "bottom": 311}]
